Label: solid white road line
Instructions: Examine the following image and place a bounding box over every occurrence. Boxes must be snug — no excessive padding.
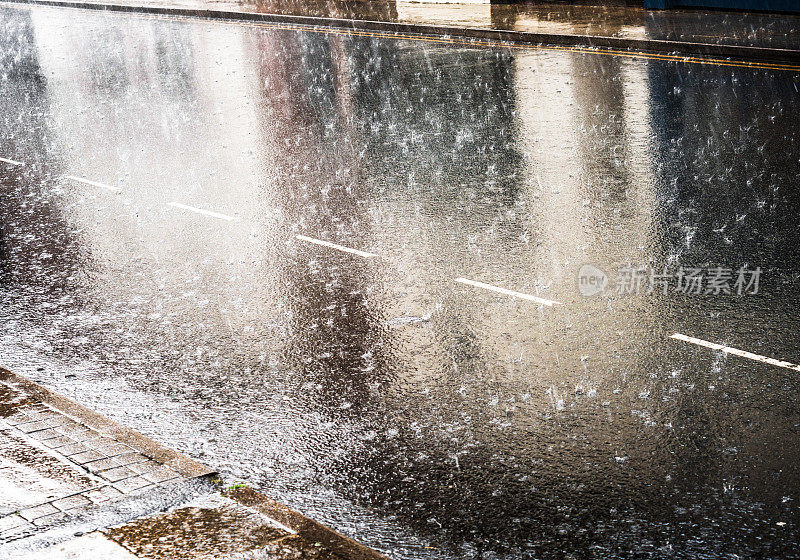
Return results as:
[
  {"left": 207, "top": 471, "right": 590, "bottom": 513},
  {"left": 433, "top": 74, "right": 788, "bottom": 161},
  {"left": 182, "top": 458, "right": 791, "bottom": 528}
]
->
[
  {"left": 671, "top": 333, "right": 800, "bottom": 372},
  {"left": 455, "top": 278, "right": 562, "bottom": 306},
  {"left": 167, "top": 201, "right": 237, "bottom": 222},
  {"left": 63, "top": 175, "right": 120, "bottom": 192},
  {"left": 295, "top": 234, "right": 378, "bottom": 258},
  {"left": 0, "top": 157, "right": 24, "bottom": 166}
]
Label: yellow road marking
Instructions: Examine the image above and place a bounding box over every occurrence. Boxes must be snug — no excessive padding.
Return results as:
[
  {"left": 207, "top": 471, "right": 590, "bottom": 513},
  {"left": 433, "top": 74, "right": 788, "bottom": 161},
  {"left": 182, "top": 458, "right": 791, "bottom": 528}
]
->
[
  {"left": 9, "top": 1, "right": 800, "bottom": 72},
  {"left": 168, "top": 12, "right": 800, "bottom": 72}
]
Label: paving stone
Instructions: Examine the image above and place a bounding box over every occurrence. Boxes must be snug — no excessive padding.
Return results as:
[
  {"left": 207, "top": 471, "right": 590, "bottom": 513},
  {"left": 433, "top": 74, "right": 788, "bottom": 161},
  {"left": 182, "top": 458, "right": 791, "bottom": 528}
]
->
[
  {"left": 86, "top": 452, "right": 147, "bottom": 474},
  {"left": 112, "top": 476, "right": 153, "bottom": 493},
  {"left": 22, "top": 403, "right": 51, "bottom": 412},
  {"left": 55, "top": 425, "right": 98, "bottom": 442},
  {"left": 82, "top": 436, "right": 117, "bottom": 449},
  {"left": 0, "top": 514, "right": 29, "bottom": 532},
  {"left": 85, "top": 486, "right": 125, "bottom": 504},
  {"left": 86, "top": 458, "right": 123, "bottom": 474},
  {"left": 27, "top": 427, "right": 63, "bottom": 441},
  {"left": 27, "top": 410, "right": 63, "bottom": 421},
  {"left": 58, "top": 442, "right": 90, "bottom": 457},
  {"left": 129, "top": 482, "right": 156, "bottom": 495},
  {"left": 142, "top": 466, "right": 182, "bottom": 484},
  {"left": 127, "top": 459, "right": 163, "bottom": 475},
  {"left": 31, "top": 511, "right": 69, "bottom": 527},
  {"left": 19, "top": 502, "right": 59, "bottom": 521},
  {"left": 117, "top": 452, "right": 150, "bottom": 467},
  {"left": 13, "top": 409, "right": 49, "bottom": 423},
  {"left": 85, "top": 439, "right": 134, "bottom": 457},
  {"left": 3, "top": 413, "right": 30, "bottom": 426},
  {"left": 0, "top": 522, "right": 35, "bottom": 542},
  {"left": 52, "top": 423, "right": 85, "bottom": 435},
  {"left": 41, "top": 435, "right": 75, "bottom": 449},
  {"left": 98, "top": 465, "right": 138, "bottom": 483},
  {"left": 71, "top": 450, "right": 106, "bottom": 465},
  {"left": 52, "top": 494, "right": 93, "bottom": 512},
  {"left": 17, "top": 419, "right": 67, "bottom": 434},
  {"left": 28, "top": 406, "right": 60, "bottom": 417}
]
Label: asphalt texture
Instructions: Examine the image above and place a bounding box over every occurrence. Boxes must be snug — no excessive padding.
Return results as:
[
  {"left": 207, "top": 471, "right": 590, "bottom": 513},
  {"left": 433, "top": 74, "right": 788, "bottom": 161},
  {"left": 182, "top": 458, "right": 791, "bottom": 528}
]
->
[{"left": 1, "top": 3, "right": 799, "bottom": 559}]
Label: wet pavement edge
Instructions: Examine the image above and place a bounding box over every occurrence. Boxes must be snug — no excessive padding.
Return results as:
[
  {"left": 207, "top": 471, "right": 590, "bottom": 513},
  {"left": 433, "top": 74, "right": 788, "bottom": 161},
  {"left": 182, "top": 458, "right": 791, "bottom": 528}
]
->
[
  {"left": 223, "top": 486, "right": 394, "bottom": 560},
  {"left": 5, "top": 0, "right": 800, "bottom": 65}
]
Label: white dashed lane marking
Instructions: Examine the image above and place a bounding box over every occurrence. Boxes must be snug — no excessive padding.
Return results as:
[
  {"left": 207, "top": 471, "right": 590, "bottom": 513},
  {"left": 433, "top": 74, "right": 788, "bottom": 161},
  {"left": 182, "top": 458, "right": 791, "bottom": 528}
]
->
[
  {"left": 295, "top": 235, "right": 378, "bottom": 258},
  {"left": 167, "top": 201, "right": 237, "bottom": 221},
  {"left": 0, "top": 157, "right": 24, "bottom": 166},
  {"left": 63, "top": 175, "right": 120, "bottom": 192},
  {"left": 455, "top": 278, "right": 562, "bottom": 307},
  {"left": 671, "top": 333, "right": 800, "bottom": 371}
]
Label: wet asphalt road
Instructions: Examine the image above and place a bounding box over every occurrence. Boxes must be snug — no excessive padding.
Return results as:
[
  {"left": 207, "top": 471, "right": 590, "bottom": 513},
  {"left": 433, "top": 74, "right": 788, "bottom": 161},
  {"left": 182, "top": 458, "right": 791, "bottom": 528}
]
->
[{"left": 1, "top": 4, "right": 800, "bottom": 559}]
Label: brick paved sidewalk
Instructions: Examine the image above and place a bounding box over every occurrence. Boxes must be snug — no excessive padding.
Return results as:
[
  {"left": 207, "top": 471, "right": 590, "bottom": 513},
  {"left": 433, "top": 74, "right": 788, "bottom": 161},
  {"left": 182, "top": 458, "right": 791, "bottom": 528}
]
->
[{"left": 0, "top": 370, "right": 389, "bottom": 560}]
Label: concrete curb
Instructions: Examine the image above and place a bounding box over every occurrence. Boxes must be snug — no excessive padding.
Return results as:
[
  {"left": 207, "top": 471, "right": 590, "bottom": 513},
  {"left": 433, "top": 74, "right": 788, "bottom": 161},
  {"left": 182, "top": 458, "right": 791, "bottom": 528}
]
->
[
  {"left": 224, "top": 486, "right": 394, "bottom": 560},
  {"left": 5, "top": 0, "right": 800, "bottom": 65}
]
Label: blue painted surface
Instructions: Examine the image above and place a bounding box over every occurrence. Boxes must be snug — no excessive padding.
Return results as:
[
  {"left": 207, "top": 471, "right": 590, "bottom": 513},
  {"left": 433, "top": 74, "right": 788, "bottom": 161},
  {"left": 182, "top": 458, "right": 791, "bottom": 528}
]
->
[{"left": 644, "top": 0, "right": 800, "bottom": 11}]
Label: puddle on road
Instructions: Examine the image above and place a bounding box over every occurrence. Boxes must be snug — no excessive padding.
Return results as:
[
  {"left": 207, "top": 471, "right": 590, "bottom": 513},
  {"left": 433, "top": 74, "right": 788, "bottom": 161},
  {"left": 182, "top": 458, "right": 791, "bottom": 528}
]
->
[{"left": 105, "top": 495, "right": 290, "bottom": 559}]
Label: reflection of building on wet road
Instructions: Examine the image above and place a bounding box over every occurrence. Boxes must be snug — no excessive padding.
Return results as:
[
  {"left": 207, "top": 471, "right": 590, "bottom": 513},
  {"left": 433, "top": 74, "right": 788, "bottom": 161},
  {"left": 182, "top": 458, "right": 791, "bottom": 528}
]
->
[{"left": 1, "top": 3, "right": 800, "bottom": 560}]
